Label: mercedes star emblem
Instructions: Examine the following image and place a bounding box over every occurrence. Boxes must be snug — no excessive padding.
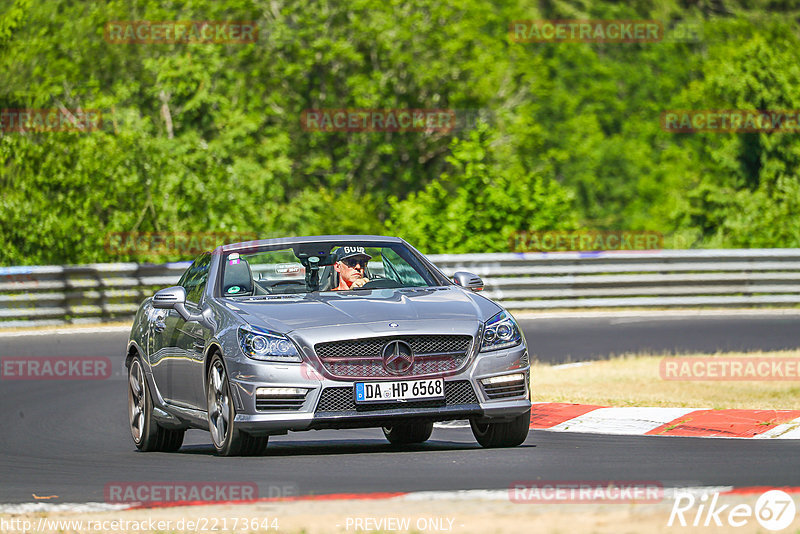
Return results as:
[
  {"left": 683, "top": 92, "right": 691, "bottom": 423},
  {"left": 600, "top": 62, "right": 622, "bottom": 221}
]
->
[{"left": 382, "top": 340, "right": 414, "bottom": 374}]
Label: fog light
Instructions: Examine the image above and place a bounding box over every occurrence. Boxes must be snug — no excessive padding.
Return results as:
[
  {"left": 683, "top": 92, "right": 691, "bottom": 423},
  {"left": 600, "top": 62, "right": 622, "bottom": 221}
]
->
[{"left": 481, "top": 373, "right": 525, "bottom": 386}]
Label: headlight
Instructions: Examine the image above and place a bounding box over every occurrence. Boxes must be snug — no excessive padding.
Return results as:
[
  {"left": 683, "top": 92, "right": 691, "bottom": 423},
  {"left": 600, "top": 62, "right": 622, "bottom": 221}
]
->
[
  {"left": 238, "top": 326, "right": 301, "bottom": 362},
  {"left": 480, "top": 310, "right": 522, "bottom": 352}
]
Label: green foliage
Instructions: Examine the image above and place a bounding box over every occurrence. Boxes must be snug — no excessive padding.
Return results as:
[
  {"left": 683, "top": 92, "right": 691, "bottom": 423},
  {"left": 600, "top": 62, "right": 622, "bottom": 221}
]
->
[
  {"left": 1, "top": 0, "right": 800, "bottom": 264},
  {"left": 387, "top": 125, "right": 576, "bottom": 253},
  {"left": 670, "top": 23, "right": 800, "bottom": 247}
]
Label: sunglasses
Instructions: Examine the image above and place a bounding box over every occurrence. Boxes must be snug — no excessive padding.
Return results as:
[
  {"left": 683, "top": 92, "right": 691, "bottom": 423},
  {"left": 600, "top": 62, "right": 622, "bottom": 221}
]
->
[{"left": 341, "top": 257, "right": 367, "bottom": 268}]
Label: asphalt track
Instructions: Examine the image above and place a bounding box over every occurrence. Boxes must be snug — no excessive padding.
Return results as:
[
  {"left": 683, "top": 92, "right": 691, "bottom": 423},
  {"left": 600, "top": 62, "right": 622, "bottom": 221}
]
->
[{"left": 1, "top": 313, "right": 799, "bottom": 504}]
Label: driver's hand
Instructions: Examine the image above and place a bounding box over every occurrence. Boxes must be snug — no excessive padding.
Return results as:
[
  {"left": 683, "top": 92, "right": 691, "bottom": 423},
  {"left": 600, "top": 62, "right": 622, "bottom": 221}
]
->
[{"left": 351, "top": 277, "right": 368, "bottom": 288}]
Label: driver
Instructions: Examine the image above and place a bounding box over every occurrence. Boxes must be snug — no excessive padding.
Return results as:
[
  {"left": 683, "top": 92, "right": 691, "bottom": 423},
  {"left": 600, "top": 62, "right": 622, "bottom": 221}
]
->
[{"left": 332, "top": 246, "right": 371, "bottom": 290}]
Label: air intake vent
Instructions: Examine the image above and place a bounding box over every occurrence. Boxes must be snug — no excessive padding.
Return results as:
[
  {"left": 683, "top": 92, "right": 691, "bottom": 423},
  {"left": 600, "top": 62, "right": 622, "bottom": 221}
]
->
[
  {"left": 255, "top": 388, "right": 308, "bottom": 411},
  {"left": 481, "top": 374, "right": 527, "bottom": 400},
  {"left": 316, "top": 380, "right": 478, "bottom": 414}
]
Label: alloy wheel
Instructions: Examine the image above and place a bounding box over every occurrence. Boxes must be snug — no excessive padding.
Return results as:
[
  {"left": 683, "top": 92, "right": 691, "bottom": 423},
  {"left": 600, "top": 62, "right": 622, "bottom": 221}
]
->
[
  {"left": 208, "top": 360, "right": 231, "bottom": 448},
  {"left": 128, "top": 358, "right": 146, "bottom": 443}
]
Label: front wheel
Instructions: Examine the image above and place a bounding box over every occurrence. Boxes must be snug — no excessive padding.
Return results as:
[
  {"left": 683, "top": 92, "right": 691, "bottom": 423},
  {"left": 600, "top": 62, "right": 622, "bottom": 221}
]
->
[
  {"left": 128, "top": 356, "right": 185, "bottom": 452},
  {"left": 382, "top": 422, "right": 434, "bottom": 445},
  {"left": 470, "top": 409, "right": 530, "bottom": 448},
  {"left": 206, "top": 355, "right": 268, "bottom": 456}
]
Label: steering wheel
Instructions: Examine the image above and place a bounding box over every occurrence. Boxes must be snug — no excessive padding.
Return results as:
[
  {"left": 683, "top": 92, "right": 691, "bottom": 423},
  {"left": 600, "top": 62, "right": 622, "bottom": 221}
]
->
[{"left": 358, "top": 278, "right": 402, "bottom": 290}]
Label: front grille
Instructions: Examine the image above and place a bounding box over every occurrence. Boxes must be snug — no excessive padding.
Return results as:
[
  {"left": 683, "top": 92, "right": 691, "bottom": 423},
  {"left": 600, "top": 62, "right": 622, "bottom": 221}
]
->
[
  {"left": 255, "top": 391, "right": 308, "bottom": 411},
  {"left": 314, "top": 335, "right": 472, "bottom": 378},
  {"left": 482, "top": 377, "right": 528, "bottom": 400},
  {"left": 316, "top": 380, "right": 478, "bottom": 414}
]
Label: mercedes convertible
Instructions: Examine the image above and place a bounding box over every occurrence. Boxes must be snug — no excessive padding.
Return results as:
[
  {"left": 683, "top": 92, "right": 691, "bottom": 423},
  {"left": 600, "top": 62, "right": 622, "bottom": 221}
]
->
[{"left": 126, "top": 235, "right": 531, "bottom": 455}]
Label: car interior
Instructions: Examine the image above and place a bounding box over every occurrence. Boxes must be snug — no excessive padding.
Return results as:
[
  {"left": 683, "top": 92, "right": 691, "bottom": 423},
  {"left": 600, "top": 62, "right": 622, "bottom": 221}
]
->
[
  {"left": 221, "top": 248, "right": 408, "bottom": 297},
  {"left": 222, "top": 256, "right": 362, "bottom": 296}
]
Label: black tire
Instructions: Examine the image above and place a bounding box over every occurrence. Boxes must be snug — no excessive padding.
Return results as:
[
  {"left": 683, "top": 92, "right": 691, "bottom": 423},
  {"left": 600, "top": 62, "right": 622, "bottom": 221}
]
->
[
  {"left": 206, "top": 355, "right": 268, "bottom": 456},
  {"left": 382, "top": 421, "right": 434, "bottom": 445},
  {"left": 239, "top": 432, "right": 269, "bottom": 456},
  {"left": 470, "top": 409, "right": 530, "bottom": 448},
  {"left": 128, "top": 356, "right": 185, "bottom": 452},
  {"left": 160, "top": 428, "right": 186, "bottom": 452}
]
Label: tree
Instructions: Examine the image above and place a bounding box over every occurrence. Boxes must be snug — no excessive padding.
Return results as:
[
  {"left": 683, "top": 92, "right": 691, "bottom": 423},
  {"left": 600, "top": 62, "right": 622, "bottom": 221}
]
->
[{"left": 387, "top": 124, "right": 576, "bottom": 253}]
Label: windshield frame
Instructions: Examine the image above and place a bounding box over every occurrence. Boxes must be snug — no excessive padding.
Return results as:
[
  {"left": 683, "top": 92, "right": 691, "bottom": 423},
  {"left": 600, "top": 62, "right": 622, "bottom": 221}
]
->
[{"left": 214, "top": 238, "right": 450, "bottom": 298}]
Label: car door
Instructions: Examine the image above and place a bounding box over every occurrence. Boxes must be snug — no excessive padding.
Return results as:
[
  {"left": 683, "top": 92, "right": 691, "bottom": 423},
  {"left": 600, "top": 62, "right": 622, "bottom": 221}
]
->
[
  {"left": 148, "top": 260, "right": 200, "bottom": 404},
  {"left": 170, "top": 253, "right": 212, "bottom": 409}
]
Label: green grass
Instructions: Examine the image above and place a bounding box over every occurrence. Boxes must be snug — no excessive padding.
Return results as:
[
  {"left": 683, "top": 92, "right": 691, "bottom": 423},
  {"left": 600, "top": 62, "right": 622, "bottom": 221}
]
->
[{"left": 530, "top": 350, "right": 800, "bottom": 410}]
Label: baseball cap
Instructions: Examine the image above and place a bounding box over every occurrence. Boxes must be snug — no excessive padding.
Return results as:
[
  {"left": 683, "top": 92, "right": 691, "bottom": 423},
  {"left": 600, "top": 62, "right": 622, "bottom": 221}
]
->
[{"left": 334, "top": 246, "right": 372, "bottom": 262}]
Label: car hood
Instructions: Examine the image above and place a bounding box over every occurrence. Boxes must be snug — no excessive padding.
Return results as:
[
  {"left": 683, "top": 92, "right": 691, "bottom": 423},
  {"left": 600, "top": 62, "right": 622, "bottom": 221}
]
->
[{"left": 223, "top": 286, "right": 500, "bottom": 333}]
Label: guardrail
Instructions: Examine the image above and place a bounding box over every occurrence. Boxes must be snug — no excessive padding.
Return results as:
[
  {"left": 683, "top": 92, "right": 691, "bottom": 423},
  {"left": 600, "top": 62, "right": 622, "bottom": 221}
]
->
[
  {"left": 0, "top": 262, "right": 190, "bottom": 328},
  {"left": 2, "top": 249, "right": 800, "bottom": 328}
]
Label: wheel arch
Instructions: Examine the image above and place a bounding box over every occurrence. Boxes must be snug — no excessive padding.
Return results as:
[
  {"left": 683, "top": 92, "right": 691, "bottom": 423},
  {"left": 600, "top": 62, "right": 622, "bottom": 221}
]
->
[
  {"left": 204, "top": 342, "right": 224, "bottom": 385},
  {"left": 126, "top": 341, "right": 144, "bottom": 369}
]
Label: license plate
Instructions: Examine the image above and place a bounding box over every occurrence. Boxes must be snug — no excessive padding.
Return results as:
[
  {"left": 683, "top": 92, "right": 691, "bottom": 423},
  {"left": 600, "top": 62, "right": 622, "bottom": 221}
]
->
[{"left": 354, "top": 378, "right": 445, "bottom": 404}]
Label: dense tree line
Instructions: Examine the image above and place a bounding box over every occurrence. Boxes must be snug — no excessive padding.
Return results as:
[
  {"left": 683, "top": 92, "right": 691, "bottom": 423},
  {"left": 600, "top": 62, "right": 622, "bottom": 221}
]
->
[{"left": 1, "top": 0, "right": 799, "bottom": 264}]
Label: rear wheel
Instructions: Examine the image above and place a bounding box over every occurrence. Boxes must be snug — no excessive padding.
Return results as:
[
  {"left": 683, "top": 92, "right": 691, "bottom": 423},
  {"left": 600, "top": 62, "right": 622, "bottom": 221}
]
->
[
  {"left": 128, "top": 356, "right": 185, "bottom": 452},
  {"left": 207, "top": 355, "right": 268, "bottom": 456},
  {"left": 382, "top": 422, "right": 434, "bottom": 445},
  {"left": 470, "top": 409, "right": 530, "bottom": 448}
]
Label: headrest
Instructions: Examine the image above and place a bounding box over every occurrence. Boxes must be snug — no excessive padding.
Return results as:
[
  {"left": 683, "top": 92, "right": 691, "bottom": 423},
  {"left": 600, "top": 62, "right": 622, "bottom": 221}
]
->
[
  {"left": 223, "top": 257, "right": 253, "bottom": 296},
  {"left": 318, "top": 264, "right": 337, "bottom": 291}
]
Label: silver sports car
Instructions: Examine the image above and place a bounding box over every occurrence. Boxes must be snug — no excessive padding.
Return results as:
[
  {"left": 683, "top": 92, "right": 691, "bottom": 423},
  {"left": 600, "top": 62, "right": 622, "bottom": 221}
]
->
[{"left": 126, "top": 235, "right": 531, "bottom": 455}]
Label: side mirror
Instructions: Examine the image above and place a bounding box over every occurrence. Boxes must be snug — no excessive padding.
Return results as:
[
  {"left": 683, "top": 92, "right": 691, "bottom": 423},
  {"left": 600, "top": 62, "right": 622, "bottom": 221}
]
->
[
  {"left": 453, "top": 271, "right": 484, "bottom": 292},
  {"left": 152, "top": 286, "right": 214, "bottom": 328},
  {"left": 153, "top": 286, "right": 186, "bottom": 309}
]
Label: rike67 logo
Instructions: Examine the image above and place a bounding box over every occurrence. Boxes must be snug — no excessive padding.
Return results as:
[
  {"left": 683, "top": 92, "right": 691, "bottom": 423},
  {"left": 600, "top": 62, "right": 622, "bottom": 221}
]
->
[{"left": 669, "top": 490, "right": 796, "bottom": 531}]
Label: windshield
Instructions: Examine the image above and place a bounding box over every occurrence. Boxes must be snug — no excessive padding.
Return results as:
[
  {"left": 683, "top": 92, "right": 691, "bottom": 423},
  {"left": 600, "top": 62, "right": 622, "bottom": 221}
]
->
[{"left": 219, "top": 242, "right": 442, "bottom": 297}]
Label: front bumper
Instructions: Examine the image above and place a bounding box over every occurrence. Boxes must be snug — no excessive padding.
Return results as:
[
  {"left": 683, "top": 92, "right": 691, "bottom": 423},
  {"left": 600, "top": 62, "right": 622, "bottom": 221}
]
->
[{"left": 227, "top": 342, "right": 531, "bottom": 436}]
